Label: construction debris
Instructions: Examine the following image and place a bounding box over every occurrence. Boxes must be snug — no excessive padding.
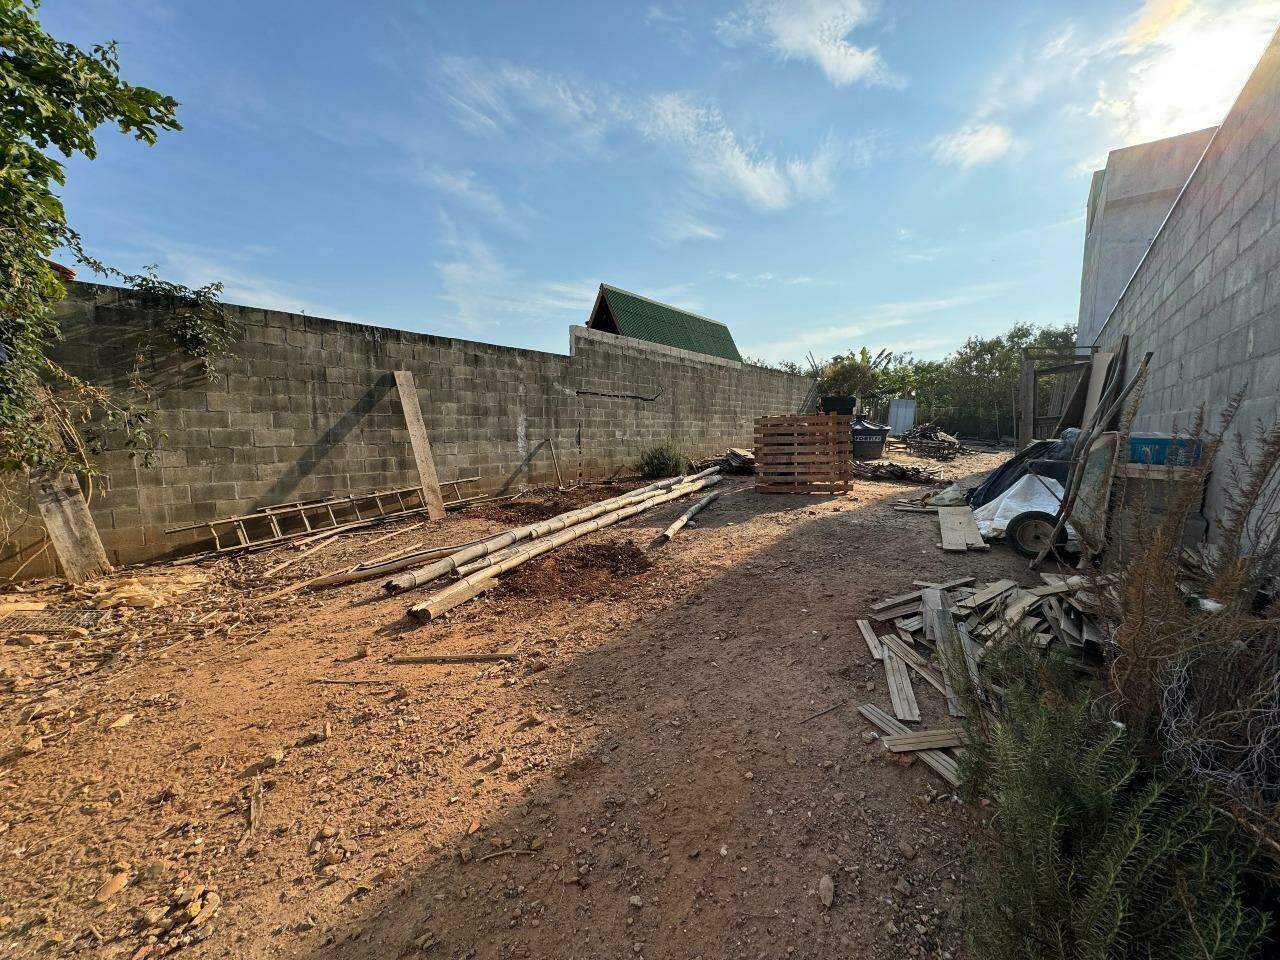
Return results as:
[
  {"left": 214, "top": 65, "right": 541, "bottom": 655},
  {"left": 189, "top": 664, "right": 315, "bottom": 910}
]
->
[
  {"left": 848, "top": 460, "right": 941, "bottom": 484},
  {"left": 859, "top": 573, "right": 1110, "bottom": 787},
  {"left": 897, "top": 424, "right": 969, "bottom": 460}
]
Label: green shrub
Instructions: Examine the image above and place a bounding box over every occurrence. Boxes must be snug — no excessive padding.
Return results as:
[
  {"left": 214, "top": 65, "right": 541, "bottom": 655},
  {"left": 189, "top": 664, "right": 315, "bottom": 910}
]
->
[
  {"left": 635, "top": 441, "right": 686, "bottom": 480},
  {"left": 964, "top": 677, "right": 1270, "bottom": 960}
]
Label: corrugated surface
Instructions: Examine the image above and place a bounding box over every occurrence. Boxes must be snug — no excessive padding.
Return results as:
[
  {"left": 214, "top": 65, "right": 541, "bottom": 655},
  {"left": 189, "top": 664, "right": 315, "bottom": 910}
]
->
[{"left": 599, "top": 285, "right": 743, "bottom": 362}]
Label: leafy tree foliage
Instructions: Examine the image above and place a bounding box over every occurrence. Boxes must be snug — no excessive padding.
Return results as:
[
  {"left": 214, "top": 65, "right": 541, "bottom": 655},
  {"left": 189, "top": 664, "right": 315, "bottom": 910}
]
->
[
  {"left": 1, "top": 0, "right": 232, "bottom": 474},
  {"left": 804, "top": 322, "right": 1076, "bottom": 436}
]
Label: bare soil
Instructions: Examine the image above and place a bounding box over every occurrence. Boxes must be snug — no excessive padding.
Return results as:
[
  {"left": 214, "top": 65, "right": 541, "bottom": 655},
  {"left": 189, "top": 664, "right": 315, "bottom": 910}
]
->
[{"left": 0, "top": 449, "right": 1036, "bottom": 960}]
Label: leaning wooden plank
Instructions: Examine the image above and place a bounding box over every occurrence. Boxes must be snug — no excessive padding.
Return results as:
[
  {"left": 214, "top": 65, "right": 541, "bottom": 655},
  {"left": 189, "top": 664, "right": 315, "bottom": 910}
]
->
[
  {"left": 408, "top": 476, "right": 721, "bottom": 620},
  {"left": 658, "top": 491, "right": 720, "bottom": 543},
  {"left": 937, "top": 506, "right": 970, "bottom": 552},
  {"left": 895, "top": 614, "right": 924, "bottom": 633},
  {"left": 393, "top": 370, "right": 446, "bottom": 521},
  {"left": 858, "top": 704, "right": 960, "bottom": 787},
  {"left": 882, "top": 729, "right": 966, "bottom": 752},
  {"left": 29, "top": 470, "right": 110, "bottom": 584},
  {"left": 856, "top": 620, "right": 884, "bottom": 661},
  {"left": 877, "top": 632, "right": 947, "bottom": 696},
  {"left": 882, "top": 648, "right": 920, "bottom": 722}
]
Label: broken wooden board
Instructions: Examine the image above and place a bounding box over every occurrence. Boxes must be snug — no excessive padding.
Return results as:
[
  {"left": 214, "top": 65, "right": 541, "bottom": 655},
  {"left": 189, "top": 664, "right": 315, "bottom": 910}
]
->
[
  {"left": 858, "top": 703, "right": 959, "bottom": 787},
  {"left": 882, "top": 728, "right": 966, "bottom": 753},
  {"left": 882, "top": 648, "right": 920, "bottom": 723},
  {"left": 870, "top": 601, "right": 922, "bottom": 623},
  {"left": 870, "top": 577, "right": 974, "bottom": 613},
  {"left": 922, "top": 589, "right": 967, "bottom": 718},
  {"left": 937, "top": 505, "right": 987, "bottom": 552},
  {"left": 877, "top": 632, "right": 947, "bottom": 697},
  {"left": 856, "top": 619, "right": 884, "bottom": 661},
  {"left": 954, "top": 578, "right": 1017, "bottom": 611}
]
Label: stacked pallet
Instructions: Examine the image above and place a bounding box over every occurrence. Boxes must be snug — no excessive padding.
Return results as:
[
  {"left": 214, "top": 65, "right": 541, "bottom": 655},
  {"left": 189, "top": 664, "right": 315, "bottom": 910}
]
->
[
  {"left": 855, "top": 573, "right": 1110, "bottom": 787},
  {"left": 754, "top": 414, "right": 853, "bottom": 495}
]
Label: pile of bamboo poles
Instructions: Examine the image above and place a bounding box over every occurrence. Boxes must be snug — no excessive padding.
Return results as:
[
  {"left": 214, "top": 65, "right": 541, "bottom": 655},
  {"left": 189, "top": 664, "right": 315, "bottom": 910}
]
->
[{"left": 303, "top": 467, "right": 722, "bottom": 622}]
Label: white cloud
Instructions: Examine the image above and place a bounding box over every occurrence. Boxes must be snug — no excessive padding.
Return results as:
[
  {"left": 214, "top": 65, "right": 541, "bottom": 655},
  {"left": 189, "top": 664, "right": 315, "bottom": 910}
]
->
[
  {"left": 433, "top": 213, "right": 595, "bottom": 334},
  {"left": 931, "top": 124, "right": 1015, "bottom": 168},
  {"left": 658, "top": 213, "right": 723, "bottom": 243},
  {"left": 717, "top": 270, "right": 816, "bottom": 287},
  {"left": 1094, "top": 0, "right": 1280, "bottom": 146},
  {"left": 717, "top": 0, "right": 899, "bottom": 88},
  {"left": 744, "top": 282, "right": 1013, "bottom": 358},
  {"left": 418, "top": 167, "right": 510, "bottom": 222},
  {"left": 640, "top": 93, "right": 845, "bottom": 210},
  {"left": 438, "top": 59, "right": 851, "bottom": 225},
  {"left": 437, "top": 57, "right": 613, "bottom": 155}
]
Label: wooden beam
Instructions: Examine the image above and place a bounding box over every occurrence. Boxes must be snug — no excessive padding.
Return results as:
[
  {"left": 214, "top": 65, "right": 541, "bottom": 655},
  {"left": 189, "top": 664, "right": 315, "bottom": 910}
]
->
[
  {"left": 858, "top": 704, "right": 959, "bottom": 786},
  {"left": 29, "top": 470, "right": 109, "bottom": 584},
  {"left": 856, "top": 620, "right": 884, "bottom": 661},
  {"left": 882, "top": 729, "right": 966, "bottom": 752},
  {"left": 1018, "top": 349, "right": 1036, "bottom": 449},
  {"left": 882, "top": 648, "right": 920, "bottom": 722},
  {"left": 393, "top": 371, "right": 445, "bottom": 521}
]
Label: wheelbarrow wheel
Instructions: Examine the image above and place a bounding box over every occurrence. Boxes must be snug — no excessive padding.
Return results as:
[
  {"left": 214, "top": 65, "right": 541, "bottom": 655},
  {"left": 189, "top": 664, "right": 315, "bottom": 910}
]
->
[{"left": 1006, "top": 510, "right": 1065, "bottom": 558}]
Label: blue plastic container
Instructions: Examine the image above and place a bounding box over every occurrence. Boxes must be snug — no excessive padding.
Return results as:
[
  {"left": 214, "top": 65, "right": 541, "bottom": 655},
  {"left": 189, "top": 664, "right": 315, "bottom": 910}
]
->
[{"left": 1128, "top": 434, "right": 1203, "bottom": 466}]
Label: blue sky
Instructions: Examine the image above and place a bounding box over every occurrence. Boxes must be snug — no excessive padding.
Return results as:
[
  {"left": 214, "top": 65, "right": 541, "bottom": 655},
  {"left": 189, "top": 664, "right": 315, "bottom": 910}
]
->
[{"left": 43, "top": 0, "right": 1280, "bottom": 363}]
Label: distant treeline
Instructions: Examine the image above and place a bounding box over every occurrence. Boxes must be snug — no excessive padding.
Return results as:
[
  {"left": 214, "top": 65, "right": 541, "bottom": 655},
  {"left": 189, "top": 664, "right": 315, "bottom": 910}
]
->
[{"left": 751, "top": 321, "right": 1076, "bottom": 440}]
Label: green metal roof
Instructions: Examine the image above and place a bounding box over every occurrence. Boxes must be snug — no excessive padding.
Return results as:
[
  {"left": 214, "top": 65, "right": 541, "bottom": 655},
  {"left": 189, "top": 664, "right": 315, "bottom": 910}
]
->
[{"left": 588, "top": 284, "right": 744, "bottom": 363}]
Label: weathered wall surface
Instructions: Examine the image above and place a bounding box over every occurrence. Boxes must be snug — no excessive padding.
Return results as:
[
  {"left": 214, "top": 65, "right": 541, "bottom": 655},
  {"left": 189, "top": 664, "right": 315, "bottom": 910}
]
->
[
  {"left": 1, "top": 283, "right": 811, "bottom": 577},
  {"left": 1091, "top": 28, "right": 1280, "bottom": 528},
  {"left": 1076, "top": 127, "right": 1216, "bottom": 347}
]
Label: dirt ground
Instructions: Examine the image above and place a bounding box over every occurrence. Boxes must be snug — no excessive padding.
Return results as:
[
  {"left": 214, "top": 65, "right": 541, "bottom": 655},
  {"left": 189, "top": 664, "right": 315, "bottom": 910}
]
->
[{"left": 0, "top": 449, "right": 1038, "bottom": 960}]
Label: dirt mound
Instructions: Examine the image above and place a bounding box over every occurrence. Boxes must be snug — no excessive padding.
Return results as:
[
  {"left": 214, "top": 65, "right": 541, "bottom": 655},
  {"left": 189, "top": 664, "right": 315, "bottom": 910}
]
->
[{"left": 498, "top": 539, "right": 652, "bottom": 600}]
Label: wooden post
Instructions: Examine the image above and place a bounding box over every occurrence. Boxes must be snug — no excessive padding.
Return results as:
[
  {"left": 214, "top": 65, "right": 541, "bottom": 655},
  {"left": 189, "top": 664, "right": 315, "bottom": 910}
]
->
[
  {"left": 392, "top": 371, "right": 445, "bottom": 521},
  {"left": 29, "top": 470, "right": 110, "bottom": 584},
  {"left": 1017, "top": 350, "right": 1036, "bottom": 450}
]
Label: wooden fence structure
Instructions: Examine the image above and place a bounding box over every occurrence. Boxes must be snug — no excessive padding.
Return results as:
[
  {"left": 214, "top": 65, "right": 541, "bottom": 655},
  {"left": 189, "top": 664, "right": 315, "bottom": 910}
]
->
[{"left": 754, "top": 414, "right": 853, "bottom": 495}]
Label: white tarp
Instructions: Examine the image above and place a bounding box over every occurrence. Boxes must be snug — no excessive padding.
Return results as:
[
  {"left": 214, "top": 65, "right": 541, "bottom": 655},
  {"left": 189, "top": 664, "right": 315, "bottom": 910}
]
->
[{"left": 971, "top": 474, "right": 1069, "bottom": 538}]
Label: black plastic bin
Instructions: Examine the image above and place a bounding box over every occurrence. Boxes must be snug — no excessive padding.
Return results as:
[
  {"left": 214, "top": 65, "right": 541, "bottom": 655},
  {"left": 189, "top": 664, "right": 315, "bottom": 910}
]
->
[
  {"left": 851, "top": 416, "right": 890, "bottom": 460},
  {"left": 819, "top": 395, "right": 857, "bottom": 415}
]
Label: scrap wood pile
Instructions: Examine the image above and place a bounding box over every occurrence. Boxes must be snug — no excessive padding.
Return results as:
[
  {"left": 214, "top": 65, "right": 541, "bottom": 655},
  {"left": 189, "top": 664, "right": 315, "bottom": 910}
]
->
[
  {"left": 855, "top": 573, "right": 1110, "bottom": 788},
  {"left": 689, "top": 448, "right": 755, "bottom": 475},
  {"left": 848, "top": 460, "right": 941, "bottom": 484},
  {"left": 897, "top": 424, "right": 969, "bottom": 461},
  {"left": 303, "top": 468, "right": 723, "bottom": 621}
]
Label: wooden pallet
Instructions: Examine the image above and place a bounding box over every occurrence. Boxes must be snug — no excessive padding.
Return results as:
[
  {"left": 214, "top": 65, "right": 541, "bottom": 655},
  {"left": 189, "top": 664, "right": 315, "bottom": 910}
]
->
[{"left": 754, "top": 413, "right": 852, "bottom": 495}]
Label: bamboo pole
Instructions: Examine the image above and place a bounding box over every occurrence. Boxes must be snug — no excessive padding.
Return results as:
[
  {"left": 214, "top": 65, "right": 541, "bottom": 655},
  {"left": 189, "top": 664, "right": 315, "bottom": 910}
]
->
[
  {"left": 304, "top": 535, "right": 494, "bottom": 590},
  {"left": 407, "top": 475, "right": 722, "bottom": 620},
  {"left": 658, "top": 491, "right": 720, "bottom": 543},
  {"left": 384, "top": 468, "right": 718, "bottom": 593}
]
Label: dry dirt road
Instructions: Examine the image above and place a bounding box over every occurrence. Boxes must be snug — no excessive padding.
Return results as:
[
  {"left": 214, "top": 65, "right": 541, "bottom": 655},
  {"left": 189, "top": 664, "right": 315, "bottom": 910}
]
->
[{"left": 1, "top": 451, "right": 1036, "bottom": 960}]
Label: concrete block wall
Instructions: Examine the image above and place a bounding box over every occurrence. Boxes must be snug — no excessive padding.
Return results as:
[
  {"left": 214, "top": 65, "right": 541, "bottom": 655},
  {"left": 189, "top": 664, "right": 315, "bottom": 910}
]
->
[
  {"left": 1092, "top": 27, "right": 1280, "bottom": 530},
  {"left": 0, "top": 283, "right": 810, "bottom": 577}
]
